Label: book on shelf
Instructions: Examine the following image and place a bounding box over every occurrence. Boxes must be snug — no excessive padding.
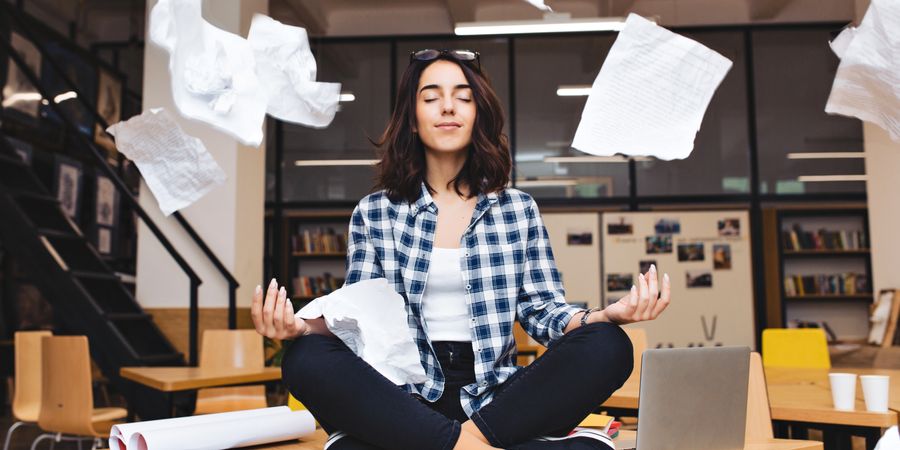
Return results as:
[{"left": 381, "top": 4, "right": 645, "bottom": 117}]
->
[
  {"left": 783, "top": 272, "right": 869, "bottom": 297},
  {"left": 782, "top": 224, "right": 867, "bottom": 251},
  {"left": 292, "top": 273, "right": 346, "bottom": 297},
  {"left": 291, "top": 226, "right": 348, "bottom": 254}
]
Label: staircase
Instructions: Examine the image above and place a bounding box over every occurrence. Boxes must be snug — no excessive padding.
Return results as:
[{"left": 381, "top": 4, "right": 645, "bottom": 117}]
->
[{"left": 0, "top": 137, "right": 185, "bottom": 418}]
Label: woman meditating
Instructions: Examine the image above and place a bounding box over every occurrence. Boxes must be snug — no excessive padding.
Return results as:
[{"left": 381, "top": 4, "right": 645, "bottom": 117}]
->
[{"left": 252, "top": 48, "right": 671, "bottom": 450}]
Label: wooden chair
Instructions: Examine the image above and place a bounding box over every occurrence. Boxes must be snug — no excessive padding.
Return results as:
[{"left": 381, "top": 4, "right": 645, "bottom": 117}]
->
[
  {"left": 3, "top": 330, "right": 51, "bottom": 450},
  {"left": 745, "top": 352, "right": 775, "bottom": 444},
  {"left": 193, "top": 329, "right": 268, "bottom": 415},
  {"left": 761, "top": 328, "right": 831, "bottom": 369},
  {"left": 622, "top": 328, "right": 647, "bottom": 387},
  {"left": 513, "top": 322, "right": 545, "bottom": 365},
  {"left": 31, "top": 336, "right": 126, "bottom": 450}
]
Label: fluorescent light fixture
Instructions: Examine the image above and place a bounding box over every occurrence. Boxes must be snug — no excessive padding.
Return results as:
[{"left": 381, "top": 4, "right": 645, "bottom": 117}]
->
[
  {"left": 787, "top": 152, "right": 865, "bottom": 159},
  {"left": 455, "top": 17, "right": 626, "bottom": 36},
  {"left": 516, "top": 178, "right": 579, "bottom": 187},
  {"left": 294, "top": 159, "right": 378, "bottom": 167},
  {"left": 53, "top": 91, "right": 77, "bottom": 103},
  {"left": 1, "top": 92, "right": 42, "bottom": 107},
  {"left": 339, "top": 92, "right": 355, "bottom": 102},
  {"left": 556, "top": 85, "right": 592, "bottom": 96},
  {"left": 797, "top": 175, "right": 867, "bottom": 182},
  {"left": 544, "top": 155, "right": 651, "bottom": 163}
]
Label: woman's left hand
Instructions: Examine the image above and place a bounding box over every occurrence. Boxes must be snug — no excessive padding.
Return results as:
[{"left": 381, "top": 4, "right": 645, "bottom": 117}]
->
[{"left": 602, "top": 264, "right": 671, "bottom": 325}]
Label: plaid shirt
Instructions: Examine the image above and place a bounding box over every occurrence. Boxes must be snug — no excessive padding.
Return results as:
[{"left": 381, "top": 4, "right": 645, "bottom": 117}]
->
[{"left": 344, "top": 182, "right": 582, "bottom": 417}]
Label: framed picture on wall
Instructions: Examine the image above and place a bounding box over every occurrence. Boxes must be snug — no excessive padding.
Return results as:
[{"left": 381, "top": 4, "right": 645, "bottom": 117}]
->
[
  {"left": 94, "top": 68, "right": 122, "bottom": 160},
  {"left": 2, "top": 32, "right": 42, "bottom": 120},
  {"left": 54, "top": 156, "right": 82, "bottom": 220},
  {"left": 95, "top": 174, "right": 119, "bottom": 227}
]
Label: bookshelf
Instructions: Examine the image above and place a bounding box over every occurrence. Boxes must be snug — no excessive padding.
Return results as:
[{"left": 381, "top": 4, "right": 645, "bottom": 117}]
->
[
  {"left": 774, "top": 208, "right": 873, "bottom": 342},
  {"left": 267, "top": 210, "right": 352, "bottom": 308}
]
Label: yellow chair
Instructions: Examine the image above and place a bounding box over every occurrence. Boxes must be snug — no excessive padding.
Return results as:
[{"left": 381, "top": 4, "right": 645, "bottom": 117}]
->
[
  {"left": 761, "top": 328, "right": 831, "bottom": 369},
  {"left": 31, "top": 336, "right": 126, "bottom": 450},
  {"left": 3, "top": 330, "right": 51, "bottom": 450},
  {"left": 194, "top": 329, "right": 268, "bottom": 415}
]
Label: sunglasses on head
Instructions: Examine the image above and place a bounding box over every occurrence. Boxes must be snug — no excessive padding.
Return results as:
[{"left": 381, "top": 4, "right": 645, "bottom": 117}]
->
[{"left": 409, "top": 49, "right": 481, "bottom": 72}]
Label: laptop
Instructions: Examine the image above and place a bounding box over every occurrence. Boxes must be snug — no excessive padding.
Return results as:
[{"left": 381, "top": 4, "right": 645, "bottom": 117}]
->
[{"left": 617, "top": 346, "right": 751, "bottom": 450}]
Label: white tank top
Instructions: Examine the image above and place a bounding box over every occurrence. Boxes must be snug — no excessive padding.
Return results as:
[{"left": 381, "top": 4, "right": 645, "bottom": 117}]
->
[{"left": 422, "top": 247, "right": 472, "bottom": 342}]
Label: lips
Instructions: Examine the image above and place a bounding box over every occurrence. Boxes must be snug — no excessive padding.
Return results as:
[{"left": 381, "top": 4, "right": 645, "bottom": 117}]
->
[{"left": 436, "top": 122, "right": 461, "bottom": 129}]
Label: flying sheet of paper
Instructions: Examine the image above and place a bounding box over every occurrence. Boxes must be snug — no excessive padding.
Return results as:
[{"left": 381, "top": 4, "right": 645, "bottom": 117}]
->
[
  {"left": 524, "top": 0, "right": 553, "bottom": 11},
  {"left": 149, "top": 0, "right": 267, "bottom": 146},
  {"left": 297, "top": 278, "right": 428, "bottom": 386},
  {"left": 571, "top": 13, "right": 733, "bottom": 161},
  {"left": 825, "top": 0, "right": 900, "bottom": 143},
  {"left": 106, "top": 108, "right": 226, "bottom": 216},
  {"left": 247, "top": 14, "right": 341, "bottom": 128}
]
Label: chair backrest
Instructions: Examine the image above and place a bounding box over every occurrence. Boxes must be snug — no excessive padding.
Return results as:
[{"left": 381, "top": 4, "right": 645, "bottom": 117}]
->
[
  {"left": 623, "top": 328, "right": 647, "bottom": 386},
  {"left": 199, "top": 329, "right": 264, "bottom": 370},
  {"left": 12, "top": 330, "right": 52, "bottom": 422},
  {"left": 38, "top": 335, "right": 96, "bottom": 436},
  {"left": 761, "top": 328, "right": 831, "bottom": 369},
  {"left": 745, "top": 352, "right": 774, "bottom": 443}
]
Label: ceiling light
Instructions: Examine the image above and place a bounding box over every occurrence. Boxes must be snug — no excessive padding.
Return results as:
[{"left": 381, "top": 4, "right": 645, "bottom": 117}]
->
[
  {"left": 797, "top": 175, "right": 867, "bottom": 182},
  {"left": 556, "top": 85, "right": 592, "bottom": 96},
  {"left": 455, "top": 17, "right": 627, "bottom": 36},
  {"left": 1, "top": 92, "right": 42, "bottom": 107},
  {"left": 786, "top": 152, "right": 865, "bottom": 159},
  {"left": 339, "top": 92, "right": 355, "bottom": 102},
  {"left": 544, "top": 155, "right": 651, "bottom": 163},
  {"left": 294, "top": 159, "right": 378, "bottom": 167},
  {"left": 53, "top": 91, "right": 77, "bottom": 103}
]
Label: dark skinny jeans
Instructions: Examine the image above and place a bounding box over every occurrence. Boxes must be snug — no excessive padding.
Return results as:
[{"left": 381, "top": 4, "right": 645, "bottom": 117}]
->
[{"left": 281, "top": 321, "right": 633, "bottom": 450}]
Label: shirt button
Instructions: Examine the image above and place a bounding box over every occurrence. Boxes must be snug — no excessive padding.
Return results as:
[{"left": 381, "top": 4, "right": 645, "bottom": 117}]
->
[
  {"left": 465, "top": 252, "right": 470, "bottom": 257},
  {"left": 466, "top": 284, "right": 472, "bottom": 290},
  {"left": 480, "top": 381, "right": 488, "bottom": 387}
]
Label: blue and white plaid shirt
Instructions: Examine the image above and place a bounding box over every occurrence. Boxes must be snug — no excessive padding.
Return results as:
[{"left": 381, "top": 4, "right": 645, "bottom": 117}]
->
[{"left": 344, "top": 182, "right": 583, "bottom": 417}]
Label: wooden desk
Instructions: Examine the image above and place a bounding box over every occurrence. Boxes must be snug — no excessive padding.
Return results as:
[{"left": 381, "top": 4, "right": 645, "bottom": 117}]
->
[
  {"left": 119, "top": 367, "right": 282, "bottom": 392},
  {"left": 249, "top": 429, "right": 823, "bottom": 450}
]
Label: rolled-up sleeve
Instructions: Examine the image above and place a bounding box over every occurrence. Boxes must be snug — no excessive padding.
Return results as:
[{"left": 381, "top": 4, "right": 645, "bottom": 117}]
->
[
  {"left": 516, "top": 198, "right": 583, "bottom": 346},
  {"left": 344, "top": 204, "right": 384, "bottom": 286}
]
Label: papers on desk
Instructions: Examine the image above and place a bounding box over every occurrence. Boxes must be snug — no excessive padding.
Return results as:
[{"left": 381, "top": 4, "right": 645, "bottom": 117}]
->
[
  {"left": 825, "top": 0, "right": 900, "bottom": 143},
  {"left": 109, "top": 406, "right": 315, "bottom": 450},
  {"left": 106, "top": 108, "right": 225, "bottom": 216},
  {"left": 572, "top": 13, "right": 733, "bottom": 161},
  {"left": 297, "top": 278, "right": 428, "bottom": 386}
]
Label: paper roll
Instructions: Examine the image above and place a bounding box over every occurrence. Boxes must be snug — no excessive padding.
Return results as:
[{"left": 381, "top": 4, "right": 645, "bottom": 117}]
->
[{"left": 130, "top": 410, "right": 316, "bottom": 450}]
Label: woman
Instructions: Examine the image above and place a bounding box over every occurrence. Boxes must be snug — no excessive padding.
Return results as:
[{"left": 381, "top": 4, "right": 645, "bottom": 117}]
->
[{"left": 252, "top": 49, "right": 671, "bottom": 450}]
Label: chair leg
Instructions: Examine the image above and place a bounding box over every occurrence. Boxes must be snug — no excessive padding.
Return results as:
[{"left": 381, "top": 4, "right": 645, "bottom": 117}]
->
[
  {"left": 3, "top": 421, "right": 27, "bottom": 450},
  {"left": 29, "top": 434, "right": 54, "bottom": 450}
]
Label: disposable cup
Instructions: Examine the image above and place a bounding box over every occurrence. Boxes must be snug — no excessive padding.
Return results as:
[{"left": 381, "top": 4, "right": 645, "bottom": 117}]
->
[
  {"left": 829, "top": 373, "right": 857, "bottom": 411},
  {"left": 860, "top": 375, "right": 890, "bottom": 413}
]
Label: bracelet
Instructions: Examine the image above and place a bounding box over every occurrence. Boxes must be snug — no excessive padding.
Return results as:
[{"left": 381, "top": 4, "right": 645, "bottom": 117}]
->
[{"left": 580, "top": 307, "right": 600, "bottom": 327}]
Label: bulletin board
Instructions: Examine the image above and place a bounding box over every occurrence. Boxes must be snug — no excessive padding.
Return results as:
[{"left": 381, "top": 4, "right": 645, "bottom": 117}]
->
[{"left": 602, "top": 211, "right": 755, "bottom": 349}]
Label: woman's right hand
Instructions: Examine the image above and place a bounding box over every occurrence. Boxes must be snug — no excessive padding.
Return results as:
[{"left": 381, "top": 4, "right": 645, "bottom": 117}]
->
[{"left": 251, "top": 278, "right": 309, "bottom": 340}]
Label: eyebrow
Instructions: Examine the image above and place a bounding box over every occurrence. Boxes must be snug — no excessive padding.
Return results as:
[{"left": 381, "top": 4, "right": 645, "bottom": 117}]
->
[{"left": 418, "top": 84, "right": 472, "bottom": 94}]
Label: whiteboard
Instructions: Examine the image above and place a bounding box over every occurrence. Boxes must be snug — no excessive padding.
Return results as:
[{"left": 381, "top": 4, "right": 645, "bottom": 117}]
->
[{"left": 602, "top": 211, "right": 755, "bottom": 349}]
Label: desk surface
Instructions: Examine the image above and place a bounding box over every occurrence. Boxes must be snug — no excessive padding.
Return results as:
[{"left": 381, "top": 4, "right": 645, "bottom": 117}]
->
[
  {"left": 249, "top": 429, "right": 823, "bottom": 450},
  {"left": 119, "top": 367, "right": 282, "bottom": 392},
  {"left": 602, "top": 367, "right": 900, "bottom": 428}
]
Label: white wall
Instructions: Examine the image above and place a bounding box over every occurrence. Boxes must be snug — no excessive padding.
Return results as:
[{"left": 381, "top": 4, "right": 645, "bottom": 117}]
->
[
  {"left": 864, "top": 123, "right": 900, "bottom": 300},
  {"left": 136, "top": 0, "right": 267, "bottom": 310}
]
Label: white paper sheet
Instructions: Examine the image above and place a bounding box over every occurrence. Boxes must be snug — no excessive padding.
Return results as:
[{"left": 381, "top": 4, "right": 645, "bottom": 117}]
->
[
  {"left": 130, "top": 409, "right": 316, "bottom": 450},
  {"left": 825, "top": 0, "right": 900, "bottom": 143},
  {"left": 247, "top": 14, "right": 341, "bottom": 128},
  {"left": 109, "top": 406, "right": 290, "bottom": 450},
  {"left": 874, "top": 426, "right": 899, "bottom": 450},
  {"left": 106, "top": 108, "right": 226, "bottom": 216},
  {"left": 297, "top": 278, "right": 428, "bottom": 386},
  {"left": 149, "top": 0, "right": 267, "bottom": 146},
  {"left": 571, "top": 13, "right": 733, "bottom": 161}
]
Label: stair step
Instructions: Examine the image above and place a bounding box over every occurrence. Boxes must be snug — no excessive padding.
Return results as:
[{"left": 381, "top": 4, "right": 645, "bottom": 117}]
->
[
  {"left": 70, "top": 269, "right": 118, "bottom": 281},
  {"left": 7, "top": 189, "right": 56, "bottom": 203},
  {"left": 106, "top": 312, "right": 152, "bottom": 321},
  {"left": 0, "top": 153, "right": 27, "bottom": 167},
  {"left": 38, "top": 227, "right": 81, "bottom": 240},
  {"left": 136, "top": 353, "right": 186, "bottom": 365}
]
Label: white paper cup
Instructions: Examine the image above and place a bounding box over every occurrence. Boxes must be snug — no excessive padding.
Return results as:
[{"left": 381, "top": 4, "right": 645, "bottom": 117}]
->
[
  {"left": 829, "top": 373, "right": 857, "bottom": 411},
  {"left": 860, "top": 375, "right": 890, "bottom": 412}
]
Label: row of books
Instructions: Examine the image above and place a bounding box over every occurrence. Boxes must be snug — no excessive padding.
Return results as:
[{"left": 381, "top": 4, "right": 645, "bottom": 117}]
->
[
  {"left": 291, "top": 227, "right": 348, "bottom": 254},
  {"left": 782, "top": 225, "right": 868, "bottom": 251},
  {"left": 783, "top": 273, "right": 869, "bottom": 297},
  {"left": 292, "top": 273, "right": 345, "bottom": 297}
]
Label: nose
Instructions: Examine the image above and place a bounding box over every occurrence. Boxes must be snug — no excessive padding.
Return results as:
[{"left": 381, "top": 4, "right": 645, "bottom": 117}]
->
[{"left": 441, "top": 95, "right": 454, "bottom": 114}]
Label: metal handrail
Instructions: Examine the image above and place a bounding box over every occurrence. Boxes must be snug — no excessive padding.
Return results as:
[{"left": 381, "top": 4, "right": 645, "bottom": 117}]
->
[
  {"left": 0, "top": 28, "right": 210, "bottom": 364},
  {"left": 3, "top": 2, "right": 240, "bottom": 329}
]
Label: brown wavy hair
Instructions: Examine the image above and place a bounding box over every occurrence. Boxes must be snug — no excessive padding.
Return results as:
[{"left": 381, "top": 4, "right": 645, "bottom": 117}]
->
[{"left": 373, "top": 54, "right": 511, "bottom": 204}]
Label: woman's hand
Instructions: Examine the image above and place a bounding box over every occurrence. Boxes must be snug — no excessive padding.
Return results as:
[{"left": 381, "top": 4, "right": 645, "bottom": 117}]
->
[
  {"left": 251, "top": 278, "right": 309, "bottom": 340},
  {"left": 602, "top": 264, "right": 671, "bottom": 325}
]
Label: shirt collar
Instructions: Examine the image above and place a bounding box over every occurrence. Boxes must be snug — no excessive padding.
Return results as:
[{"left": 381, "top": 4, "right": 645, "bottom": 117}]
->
[{"left": 409, "top": 181, "right": 499, "bottom": 217}]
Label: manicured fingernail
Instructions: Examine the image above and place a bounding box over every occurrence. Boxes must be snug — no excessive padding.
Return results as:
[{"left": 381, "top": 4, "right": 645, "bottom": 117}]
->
[
  {"left": 632, "top": 285, "right": 637, "bottom": 292},
  {"left": 639, "top": 273, "right": 644, "bottom": 281},
  {"left": 255, "top": 285, "right": 262, "bottom": 294},
  {"left": 279, "top": 287, "right": 286, "bottom": 296},
  {"left": 650, "top": 264, "right": 656, "bottom": 273},
  {"left": 664, "top": 273, "right": 670, "bottom": 282},
  {"left": 269, "top": 278, "right": 277, "bottom": 288}
]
